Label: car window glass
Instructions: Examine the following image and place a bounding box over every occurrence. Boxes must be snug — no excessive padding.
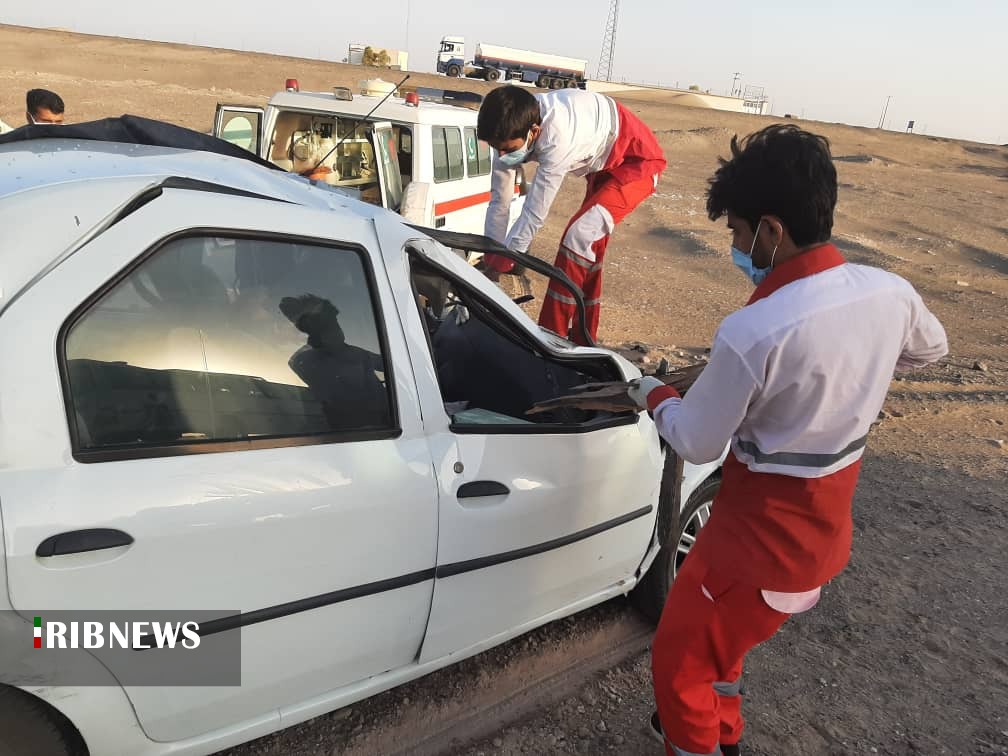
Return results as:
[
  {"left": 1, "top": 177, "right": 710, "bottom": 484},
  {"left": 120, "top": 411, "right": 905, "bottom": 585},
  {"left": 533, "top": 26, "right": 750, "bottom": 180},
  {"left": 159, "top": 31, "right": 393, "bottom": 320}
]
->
[
  {"left": 373, "top": 124, "right": 403, "bottom": 209},
  {"left": 219, "top": 112, "right": 259, "bottom": 153},
  {"left": 445, "top": 127, "right": 464, "bottom": 180},
  {"left": 479, "top": 138, "right": 492, "bottom": 175},
  {"left": 408, "top": 253, "right": 625, "bottom": 430},
  {"left": 432, "top": 127, "right": 449, "bottom": 182},
  {"left": 65, "top": 235, "right": 394, "bottom": 454},
  {"left": 464, "top": 127, "right": 492, "bottom": 177}
]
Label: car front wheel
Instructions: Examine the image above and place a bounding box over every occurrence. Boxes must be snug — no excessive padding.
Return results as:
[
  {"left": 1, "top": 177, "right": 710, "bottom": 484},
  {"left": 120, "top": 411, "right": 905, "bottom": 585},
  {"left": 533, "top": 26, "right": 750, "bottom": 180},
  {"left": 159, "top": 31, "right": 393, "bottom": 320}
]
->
[
  {"left": 0, "top": 686, "right": 87, "bottom": 756},
  {"left": 631, "top": 460, "right": 720, "bottom": 623}
]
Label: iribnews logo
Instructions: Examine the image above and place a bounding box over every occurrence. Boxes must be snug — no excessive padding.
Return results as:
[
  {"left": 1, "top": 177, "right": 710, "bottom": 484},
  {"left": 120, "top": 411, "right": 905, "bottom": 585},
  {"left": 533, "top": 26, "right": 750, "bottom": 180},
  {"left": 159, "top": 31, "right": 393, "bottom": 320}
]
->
[{"left": 33, "top": 615, "right": 202, "bottom": 650}]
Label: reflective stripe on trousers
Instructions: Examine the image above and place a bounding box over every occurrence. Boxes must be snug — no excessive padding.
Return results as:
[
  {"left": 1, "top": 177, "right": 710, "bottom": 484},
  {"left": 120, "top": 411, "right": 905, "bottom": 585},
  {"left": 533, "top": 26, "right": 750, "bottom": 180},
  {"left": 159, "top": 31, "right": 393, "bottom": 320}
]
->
[
  {"left": 670, "top": 745, "right": 720, "bottom": 756},
  {"left": 652, "top": 550, "right": 787, "bottom": 754},
  {"left": 538, "top": 170, "right": 658, "bottom": 345}
]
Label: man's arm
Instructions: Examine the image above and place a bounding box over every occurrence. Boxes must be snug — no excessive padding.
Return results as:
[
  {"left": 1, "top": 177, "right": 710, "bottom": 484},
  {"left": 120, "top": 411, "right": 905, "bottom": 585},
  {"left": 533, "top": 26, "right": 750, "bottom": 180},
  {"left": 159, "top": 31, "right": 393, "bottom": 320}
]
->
[
  {"left": 641, "top": 334, "right": 760, "bottom": 465},
  {"left": 484, "top": 156, "right": 515, "bottom": 245},
  {"left": 503, "top": 142, "right": 569, "bottom": 253},
  {"left": 896, "top": 291, "right": 948, "bottom": 370}
]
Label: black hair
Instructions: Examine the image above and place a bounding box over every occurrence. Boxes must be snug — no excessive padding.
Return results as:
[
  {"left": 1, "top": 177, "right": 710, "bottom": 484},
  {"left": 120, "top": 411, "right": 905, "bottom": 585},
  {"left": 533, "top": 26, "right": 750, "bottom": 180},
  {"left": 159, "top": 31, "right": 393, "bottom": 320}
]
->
[
  {"left": 706, "top": 124, "right": 837, "bottom": 246},
  {"left": 477, "top": 86, "right": 541, "bottom": 144},
  {"left": 27, "top": 89, "right": 64, "bottom": 116}
]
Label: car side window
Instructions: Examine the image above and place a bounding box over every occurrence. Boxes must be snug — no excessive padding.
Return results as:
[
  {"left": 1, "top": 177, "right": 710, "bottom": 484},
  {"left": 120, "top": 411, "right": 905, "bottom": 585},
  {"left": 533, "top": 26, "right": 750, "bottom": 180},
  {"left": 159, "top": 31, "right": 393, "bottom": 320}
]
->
[
  {"left": 408, "top": 252, "right": 630, "bottom": 432},
  {"left": 64, "top": 235, "right": 396, "bottom": 459},
  {"left": 432, "top": 127, "right": 449, "bottom": 182},
  {"left": 445, "top": 127, "right": 464, "bottom": 180},
  {"left": 433, "top": 126, "right": 465, "bottom": 183},
  {"left": 464, "top": 127, "right": 492, "bottom": 177}
]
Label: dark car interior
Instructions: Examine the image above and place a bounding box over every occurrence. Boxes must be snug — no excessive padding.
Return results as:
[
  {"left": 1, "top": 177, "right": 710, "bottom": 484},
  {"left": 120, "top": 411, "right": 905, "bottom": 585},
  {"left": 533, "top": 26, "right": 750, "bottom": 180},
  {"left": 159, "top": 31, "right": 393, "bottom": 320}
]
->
[{"left": 408, "top": 252, "right": 630, "bottom": 428}]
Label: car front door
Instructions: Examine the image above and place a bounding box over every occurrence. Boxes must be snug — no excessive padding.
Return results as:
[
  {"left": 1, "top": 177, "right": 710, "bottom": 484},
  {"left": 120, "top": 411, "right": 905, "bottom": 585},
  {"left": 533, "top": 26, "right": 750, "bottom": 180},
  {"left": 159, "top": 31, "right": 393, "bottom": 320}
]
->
[
  {"left": 380, "top": 229, "right": 662, "bottom": 662},
  {"left": 0, "top": 189, "right": 437, "bottom": 742}
]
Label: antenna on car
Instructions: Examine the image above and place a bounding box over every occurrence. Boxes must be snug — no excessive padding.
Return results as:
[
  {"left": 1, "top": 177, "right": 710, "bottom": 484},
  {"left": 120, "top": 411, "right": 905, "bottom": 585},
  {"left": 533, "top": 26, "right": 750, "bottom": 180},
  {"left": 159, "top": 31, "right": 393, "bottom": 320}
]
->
[{"left": 308, "top": 74, "right": 411, "bottom": 174}]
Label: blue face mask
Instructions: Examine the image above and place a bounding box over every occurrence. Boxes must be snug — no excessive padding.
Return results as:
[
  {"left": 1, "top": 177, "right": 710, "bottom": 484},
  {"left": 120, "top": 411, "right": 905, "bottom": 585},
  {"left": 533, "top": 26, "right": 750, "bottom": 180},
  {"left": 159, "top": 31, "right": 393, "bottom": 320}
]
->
[
  {"left": 497, "top": 131, "right": 532, "bottom": 167},
  {"left": 732, "top": 246, "right": 771, "bottom": 285},
  {"left": 731, "top": 219, "right": 774, "bottom": 286}
]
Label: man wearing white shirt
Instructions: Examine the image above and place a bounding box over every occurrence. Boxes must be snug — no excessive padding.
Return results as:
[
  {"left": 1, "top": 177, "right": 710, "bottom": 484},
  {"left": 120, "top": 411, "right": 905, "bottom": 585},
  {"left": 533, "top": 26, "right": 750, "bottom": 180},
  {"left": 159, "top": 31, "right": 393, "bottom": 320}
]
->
[
  {"left": 478, "top": 86, "right": 666, "bottom": 344},
  {"left": 629, "top": 124, "right": 947, "bottom": 756}
]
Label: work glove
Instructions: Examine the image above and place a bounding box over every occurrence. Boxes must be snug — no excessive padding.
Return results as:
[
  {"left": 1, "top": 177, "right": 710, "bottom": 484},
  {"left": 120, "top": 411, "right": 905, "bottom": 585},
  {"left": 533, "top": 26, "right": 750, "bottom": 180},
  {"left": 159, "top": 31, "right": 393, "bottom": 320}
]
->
[
  {"left": 474, "top": 258, "right": 501, "bottom": 283},
  {"left": 627, "top": 376, "right": 665, "bottom": 410}
]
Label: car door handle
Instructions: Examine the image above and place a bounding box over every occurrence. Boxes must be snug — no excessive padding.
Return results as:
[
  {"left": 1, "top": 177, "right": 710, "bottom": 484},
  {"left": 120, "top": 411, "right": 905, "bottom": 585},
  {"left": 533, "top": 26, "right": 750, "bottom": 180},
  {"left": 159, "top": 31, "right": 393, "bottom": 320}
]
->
[
  {"left": 457, "top": 481, "right": 510, "bottom": 499},
  {"left": 36, "top": 529, "right": 134, "bottom": 557}
]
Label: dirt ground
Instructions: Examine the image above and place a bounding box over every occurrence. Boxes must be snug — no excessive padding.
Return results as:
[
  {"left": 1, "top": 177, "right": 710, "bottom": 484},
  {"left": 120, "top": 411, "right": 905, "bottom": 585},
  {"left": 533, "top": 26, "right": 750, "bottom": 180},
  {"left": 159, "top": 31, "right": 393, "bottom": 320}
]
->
[{"left": 3, "top": 24, "right": 1005, "bottom": 756}]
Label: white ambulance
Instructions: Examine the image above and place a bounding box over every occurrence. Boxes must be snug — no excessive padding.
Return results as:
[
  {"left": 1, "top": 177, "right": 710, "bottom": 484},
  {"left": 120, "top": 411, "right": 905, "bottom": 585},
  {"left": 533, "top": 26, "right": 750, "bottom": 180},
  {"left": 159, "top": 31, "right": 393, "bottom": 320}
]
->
[{"left": 213, "top": 79, "right": 526, "bottom": 235}]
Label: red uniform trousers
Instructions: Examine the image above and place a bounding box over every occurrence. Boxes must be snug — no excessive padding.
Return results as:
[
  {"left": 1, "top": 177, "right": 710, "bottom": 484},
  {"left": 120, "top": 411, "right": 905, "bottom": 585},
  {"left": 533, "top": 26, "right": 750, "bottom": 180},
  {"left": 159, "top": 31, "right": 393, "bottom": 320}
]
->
[
  {"left": 651, "top": 549, "right": 789, "bottom": 755},
  {"left": 538, "top": 170, "right": 657, "bottom": 344}
]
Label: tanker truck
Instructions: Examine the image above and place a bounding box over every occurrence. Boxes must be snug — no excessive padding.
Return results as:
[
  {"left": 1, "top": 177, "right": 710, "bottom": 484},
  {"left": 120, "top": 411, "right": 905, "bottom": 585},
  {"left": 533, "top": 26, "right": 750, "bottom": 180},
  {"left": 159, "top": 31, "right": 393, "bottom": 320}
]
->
[{"left": 436, "top": 36, "right": 588, "bottom": 90}]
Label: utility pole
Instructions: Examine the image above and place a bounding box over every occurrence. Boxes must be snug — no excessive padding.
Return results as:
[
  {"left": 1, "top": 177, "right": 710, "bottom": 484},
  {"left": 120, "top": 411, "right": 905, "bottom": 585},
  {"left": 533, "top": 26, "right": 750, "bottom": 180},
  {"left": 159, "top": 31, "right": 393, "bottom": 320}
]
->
[
  {"left": 731, "top": 72, "right": 741, "bottom": 97},
  {"left": 597, "top": 0, "right": 621, "bottom": 81},
  {"left": 877, "top": 95, "right": 891, "bottom": 129},
  {"left": 404, "top": 0, "right": 411, "bottom": 57}
]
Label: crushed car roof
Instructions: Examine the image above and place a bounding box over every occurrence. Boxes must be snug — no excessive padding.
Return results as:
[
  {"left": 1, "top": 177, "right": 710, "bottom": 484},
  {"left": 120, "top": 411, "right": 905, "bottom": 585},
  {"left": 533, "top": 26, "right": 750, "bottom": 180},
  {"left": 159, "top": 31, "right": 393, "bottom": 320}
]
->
[
  {"left": 0, "top": 120, "right": 597, "bottom": 346},
  {"left": 0, "top": 126, "right": 393, "bottom": 316},
  {"left": 0, "top": 114, "right": 281, "bottom": 170}
]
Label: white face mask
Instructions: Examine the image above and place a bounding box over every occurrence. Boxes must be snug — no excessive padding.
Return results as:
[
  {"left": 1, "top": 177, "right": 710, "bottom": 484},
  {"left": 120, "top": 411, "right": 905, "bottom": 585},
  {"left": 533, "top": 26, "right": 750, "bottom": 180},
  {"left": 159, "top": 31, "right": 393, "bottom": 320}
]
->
[
  {"left": 497, "top": 131, "right": 532, "bottom": 167},
  {"left": 28, "top": 113, "right": 62, "bottom": 125}
]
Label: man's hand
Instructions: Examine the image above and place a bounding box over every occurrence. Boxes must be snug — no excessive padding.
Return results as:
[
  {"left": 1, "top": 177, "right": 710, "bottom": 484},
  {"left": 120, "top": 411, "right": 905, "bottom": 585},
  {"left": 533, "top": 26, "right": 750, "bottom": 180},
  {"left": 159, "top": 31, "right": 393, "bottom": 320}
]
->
[
  {"left": 474, "top": 259, "right": 502, "bottom": 282},
  {"left": 627, "top": 376, "right": 665, "bottom": 410}
]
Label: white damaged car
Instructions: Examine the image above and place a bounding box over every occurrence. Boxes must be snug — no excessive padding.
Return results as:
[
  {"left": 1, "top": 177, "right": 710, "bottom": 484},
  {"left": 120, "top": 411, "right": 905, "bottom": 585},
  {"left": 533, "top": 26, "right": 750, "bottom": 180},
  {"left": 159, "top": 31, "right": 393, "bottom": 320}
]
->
[{"left": 0, "top": 119, "right": 721, "bottom": 755}]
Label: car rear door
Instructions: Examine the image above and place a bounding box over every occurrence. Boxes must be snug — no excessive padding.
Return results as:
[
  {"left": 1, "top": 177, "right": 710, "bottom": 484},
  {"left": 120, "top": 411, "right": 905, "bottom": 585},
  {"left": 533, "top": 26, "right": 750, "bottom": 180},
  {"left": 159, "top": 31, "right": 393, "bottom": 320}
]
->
[{"left": 0, "top": 188, "right": 437, "bottom": 742}]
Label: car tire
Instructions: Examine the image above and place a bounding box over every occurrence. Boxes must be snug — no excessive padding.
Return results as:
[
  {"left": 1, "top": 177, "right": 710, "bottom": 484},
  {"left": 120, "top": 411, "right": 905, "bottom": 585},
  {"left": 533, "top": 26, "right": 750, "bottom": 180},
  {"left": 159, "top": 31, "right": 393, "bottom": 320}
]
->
[
  {"left": 536, "top": 75, "right": 551, "bottom": 88},
  {"left": 549, "top": 78, "right": 563, "bottom": 90},
  {"left": 0, "top": 686, "right": 87, "bottom": 756},
  {"left": 446, "top": 64, "right": 462, "bottom": 78},
  {"left": 485, "top": 69, "right": 501, "bottom": 82},
  {"left": 631, "top": 461, "right": 720, "bottom": 624},
  {"left": 566, "top": 79, "right": 579, "bottom": 88}
]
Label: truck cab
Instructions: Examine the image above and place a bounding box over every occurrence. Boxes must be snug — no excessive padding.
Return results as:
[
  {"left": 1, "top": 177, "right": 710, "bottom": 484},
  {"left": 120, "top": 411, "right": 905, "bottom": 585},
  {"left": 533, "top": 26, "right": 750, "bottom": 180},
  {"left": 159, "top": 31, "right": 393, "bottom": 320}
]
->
[
  {"left": 214, "top": 80, "right": 525, "bottom": 235},
  {"left": 436, "top": 36, "right": 467, "bottom": 78}
]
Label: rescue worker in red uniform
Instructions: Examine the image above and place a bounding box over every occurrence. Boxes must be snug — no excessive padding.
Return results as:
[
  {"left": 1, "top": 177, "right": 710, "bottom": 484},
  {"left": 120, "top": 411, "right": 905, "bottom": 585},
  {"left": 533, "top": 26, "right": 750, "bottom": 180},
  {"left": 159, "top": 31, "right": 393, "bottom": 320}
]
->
[
  {"left": 627, "top": 125, "right": 948, "bottom": 756},
  {"left": 479, "top": 86, "right": 666, "bottom": 344}
]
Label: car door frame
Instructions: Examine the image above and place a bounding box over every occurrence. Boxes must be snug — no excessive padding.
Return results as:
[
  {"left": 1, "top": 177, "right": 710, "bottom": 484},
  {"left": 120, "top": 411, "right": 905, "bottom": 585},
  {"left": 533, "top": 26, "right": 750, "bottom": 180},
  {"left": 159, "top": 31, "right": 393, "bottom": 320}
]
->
[{"left": 368, "top": 120, "right": 402, "bottom": 212}]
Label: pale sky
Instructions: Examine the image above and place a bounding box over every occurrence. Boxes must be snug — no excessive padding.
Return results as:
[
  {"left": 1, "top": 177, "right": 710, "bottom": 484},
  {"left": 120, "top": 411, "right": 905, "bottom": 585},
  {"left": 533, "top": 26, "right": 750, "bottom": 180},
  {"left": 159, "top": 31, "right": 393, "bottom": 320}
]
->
[{"left": 5, "top": 0, "right": 1006, "bottom": 144}]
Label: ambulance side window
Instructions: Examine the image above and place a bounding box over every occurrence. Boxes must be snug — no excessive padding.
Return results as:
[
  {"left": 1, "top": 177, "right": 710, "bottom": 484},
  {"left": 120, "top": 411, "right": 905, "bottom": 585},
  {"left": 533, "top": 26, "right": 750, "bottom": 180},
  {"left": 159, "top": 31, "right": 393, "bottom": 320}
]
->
[
  {"left": 464, "top": 127, "right": 492, "bottom": 177},
  {"left": 432, "top": 126, "right": 465, "bottom": 183},
  {"left": 432, "top": 127, "right": 449, "bottom": 182}
]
